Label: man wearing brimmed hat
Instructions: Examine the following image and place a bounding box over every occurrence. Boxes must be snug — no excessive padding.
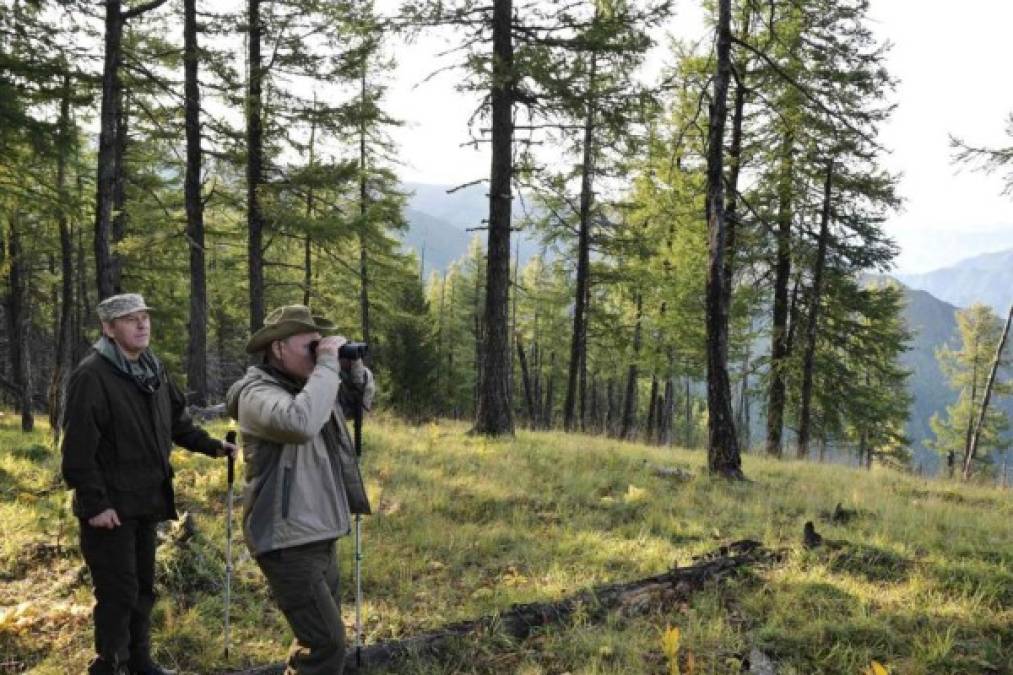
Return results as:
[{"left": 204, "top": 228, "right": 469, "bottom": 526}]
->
[
  {"left": 61, "top": 293, "right": 237, "bottom": 675},
  {"left": 226, "top": 304, "right": 373, "bottom": 675}
]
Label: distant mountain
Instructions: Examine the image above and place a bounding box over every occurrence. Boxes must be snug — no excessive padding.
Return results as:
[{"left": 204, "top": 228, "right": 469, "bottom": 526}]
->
[
  {"left": 401, "top": 208, "right": 477, "bottom": 274},
  {"left": 894, "top": 284, "right": 960, "bottom": 448},
  {"left": 399, "top": 181, "right": 545, "bottom": 275},
  {"left": 897, "top": 248, "right": 1013, "bottom": 315}
]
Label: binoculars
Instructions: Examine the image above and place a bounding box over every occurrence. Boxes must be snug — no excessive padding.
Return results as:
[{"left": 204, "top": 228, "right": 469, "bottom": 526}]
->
[{"left": 309, "top": 340, "right": 369, "bottom": 360}]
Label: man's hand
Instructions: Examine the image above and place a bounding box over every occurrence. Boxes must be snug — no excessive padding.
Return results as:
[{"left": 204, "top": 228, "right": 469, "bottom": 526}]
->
[
  {"left": 314, "top": 335, "right": 347, "bottom": 358},
  {"left": 221, "top": 441, "right": 239, "bottom": 459},
  {"left": 88, "top": 508, "right": 121, "bottom": 529}
]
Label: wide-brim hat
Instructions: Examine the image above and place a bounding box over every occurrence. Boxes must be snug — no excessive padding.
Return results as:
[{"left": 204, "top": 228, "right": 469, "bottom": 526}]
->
[{"left": 245, "top": 304, "right": 336, "bottom": 354}]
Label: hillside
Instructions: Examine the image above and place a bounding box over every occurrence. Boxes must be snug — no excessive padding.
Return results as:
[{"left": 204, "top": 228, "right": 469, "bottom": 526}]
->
[
  {"left": 400, "top": 182, "right": 545, "bottom": 275},
  {"left": 898, "top": 248, "right": 1013, "bottom": 315},
  {"left": 2, "top": 414, "right": 1010, "bottom": 673}
]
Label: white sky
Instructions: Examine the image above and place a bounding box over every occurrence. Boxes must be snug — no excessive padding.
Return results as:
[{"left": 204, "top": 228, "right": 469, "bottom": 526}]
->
[{"left": 380, "top": 0, "right": 1013, "bottom": 274}]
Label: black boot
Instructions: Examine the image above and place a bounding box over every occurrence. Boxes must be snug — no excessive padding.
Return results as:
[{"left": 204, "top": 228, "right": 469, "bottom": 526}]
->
[{"left": 88, "top": 657, "right": 129, "bottom": 675}]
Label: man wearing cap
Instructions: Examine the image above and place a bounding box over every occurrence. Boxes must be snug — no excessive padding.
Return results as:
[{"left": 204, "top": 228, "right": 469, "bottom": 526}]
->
[
  {"left": 61, "top": 293, "right": 238, "bottom": 675},
  {"left": 226, "top": 304, "right": 373, "bottom": 675}
]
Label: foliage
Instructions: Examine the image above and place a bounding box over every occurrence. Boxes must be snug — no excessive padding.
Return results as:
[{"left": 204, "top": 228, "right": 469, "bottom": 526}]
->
[{"left": 929, "top": 304, "right": 1012, "bottom": 471}]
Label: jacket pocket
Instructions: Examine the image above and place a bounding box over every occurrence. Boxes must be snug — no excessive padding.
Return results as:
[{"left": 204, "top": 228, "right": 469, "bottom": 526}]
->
[{"left": 281, "top": 466, "right": 293, "bottom": 519}]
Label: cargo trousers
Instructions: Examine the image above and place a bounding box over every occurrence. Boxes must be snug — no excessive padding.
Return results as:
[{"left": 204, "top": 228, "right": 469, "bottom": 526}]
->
[
  {"left": 78, "top": 518, "right": 159, "bottom": 674},
  {"left": 257, "top": 539, "right": 346, "bottom": 674}
]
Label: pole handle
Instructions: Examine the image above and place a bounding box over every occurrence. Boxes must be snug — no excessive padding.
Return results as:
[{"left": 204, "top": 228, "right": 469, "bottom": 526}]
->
[{"left": 225, "top": 431, "right": 236, "bottom": 484}]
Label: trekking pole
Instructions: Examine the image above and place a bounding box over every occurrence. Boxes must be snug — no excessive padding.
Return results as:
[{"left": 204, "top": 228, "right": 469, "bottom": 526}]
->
[
  {"left": 224, "top": 430, "right": 236, "bottom": 659},
  {"left": 353, "top": 402, "right": 364, "bottom": 668}
]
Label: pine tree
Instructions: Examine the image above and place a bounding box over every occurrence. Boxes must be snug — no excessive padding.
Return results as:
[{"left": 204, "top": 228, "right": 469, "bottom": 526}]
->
[{"left": 930, "top": 304, "right": 1012, "bottom": 477}]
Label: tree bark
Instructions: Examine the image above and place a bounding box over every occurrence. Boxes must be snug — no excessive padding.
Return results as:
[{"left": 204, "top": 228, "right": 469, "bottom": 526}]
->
[
  {"left": 797, "top": 160, "right": 833, "bottom": 458},
  {"left": 473, "top": 0, "right": 515, "bottom": 435},
  {"left": 94, "top": 0, "right": 123, "bottom": 300},
  {"left": 51, "top": 74, "right": 75, "bottom": 440},
  {"left": 246, "top": 0, "right": 266, "bottom": 332},
  {"left": 111, "top": 89, "right": 128, "bottom": 293},
  {"left": 963, "top": 304, "right": 1013, "bottom": 479},
  {"left": 184, "top": 0, "right": 208, "bottom": 406},
  {"left": 564, "top": 51, "right": 597, "bottom": 433},
  {"left": 703, "top": 0, "right": 743, "bottom": 478}
]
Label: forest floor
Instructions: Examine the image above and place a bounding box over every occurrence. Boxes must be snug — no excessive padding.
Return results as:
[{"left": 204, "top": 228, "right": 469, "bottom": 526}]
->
[{"left": 0, "top": 411, "right": 1010, "bottom": 674}]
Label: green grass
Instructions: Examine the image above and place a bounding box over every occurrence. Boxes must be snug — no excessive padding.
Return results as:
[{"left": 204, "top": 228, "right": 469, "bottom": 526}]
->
[{"left": 1, "top": 411, "right": 1010, "bottom": 673}]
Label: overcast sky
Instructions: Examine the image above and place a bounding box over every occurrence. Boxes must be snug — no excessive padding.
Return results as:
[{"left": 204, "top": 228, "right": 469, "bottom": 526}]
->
[{"left": 379, "top": 0, "right": 1013, "bottom": 274}]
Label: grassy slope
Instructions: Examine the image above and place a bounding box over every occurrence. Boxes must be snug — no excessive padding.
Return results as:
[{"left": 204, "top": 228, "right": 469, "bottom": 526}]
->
[{"left": 0, "top": 412, "right": 1010, "bottom": 674}]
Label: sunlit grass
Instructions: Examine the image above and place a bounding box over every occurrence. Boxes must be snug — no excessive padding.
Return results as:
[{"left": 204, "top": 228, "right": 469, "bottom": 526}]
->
[{"left": 1, "top": 411, "right": 1010, "bottom": 673}]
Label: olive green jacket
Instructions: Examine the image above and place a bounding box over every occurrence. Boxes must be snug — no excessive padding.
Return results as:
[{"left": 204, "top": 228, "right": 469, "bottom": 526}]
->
[{"left": 226, "top": 353, "right": 372, "bottom": 556}]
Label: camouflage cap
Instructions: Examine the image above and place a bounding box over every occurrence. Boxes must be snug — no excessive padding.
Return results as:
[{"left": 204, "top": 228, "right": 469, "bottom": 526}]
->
[{"left": 97, "top": 293, "right": 154, "bottom": 322}]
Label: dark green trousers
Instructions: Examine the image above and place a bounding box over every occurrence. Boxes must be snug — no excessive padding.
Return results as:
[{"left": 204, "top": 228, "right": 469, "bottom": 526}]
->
[
  {"left": 79, "top": 518, "right": 158, "bottom": 674},
  {"left": 257, "top": 539, "right": 346, "bottom": 675}
]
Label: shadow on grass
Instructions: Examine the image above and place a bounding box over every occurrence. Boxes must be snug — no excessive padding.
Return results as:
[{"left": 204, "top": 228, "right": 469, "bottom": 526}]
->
[
  {"left": 929, "top": 558, "right": 1013, "bottom": 609},
  {"left": 826, "top": 543, "right": 912, "bottom": 583},
  {"left": 9, "top": 443, "right": 51, "bottom": 463}
]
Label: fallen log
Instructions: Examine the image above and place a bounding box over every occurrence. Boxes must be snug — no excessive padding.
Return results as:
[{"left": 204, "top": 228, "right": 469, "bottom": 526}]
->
[{"left": 227, "top": 540, "right": 778, "bottom": 674}]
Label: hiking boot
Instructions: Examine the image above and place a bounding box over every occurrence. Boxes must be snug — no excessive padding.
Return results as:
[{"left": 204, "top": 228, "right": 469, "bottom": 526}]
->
[{"left": 87, "top": 658, "right": 129, "bottom": 675}]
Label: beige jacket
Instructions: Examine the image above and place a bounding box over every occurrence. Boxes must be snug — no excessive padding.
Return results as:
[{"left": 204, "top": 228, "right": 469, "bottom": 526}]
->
[{"left": 226, "top": 353, "right": 372, "bottom": 556}]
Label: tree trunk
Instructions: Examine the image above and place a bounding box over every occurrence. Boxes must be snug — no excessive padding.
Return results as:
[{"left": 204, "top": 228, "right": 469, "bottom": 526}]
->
[
  {"left": 797, "top": 160, "right": 833, "bottom": 458},
  {"left": 661, "top": 376, "right": 674, "bottom": 446},
  {"left": 7, "top": 211, "right": 33, "bottom": 431},
  {"left": 765, "top": 130, "right": 794, "bottom": 458},
  {"left": 473, "top": 0, "right": 515, "bottom": 435},
  {"left": 446, "top": 278, "right": 455, "bottom": 418},
  {"left": 564, "top": 51, "right": 597, "bottom": 433},
  {"left": 703, "top": 0, "right": 743, "bottom": 478},
  {"left": 358, "top": 69, "right": 372, "bottom": 353},
  {"left": 646, "top": 374, "right": 659, "bottom": 441},
  {"left": 964, "top": 304, "right": 1013, "bottom": 479},
  {"left": 247, "top": 0, "right": 266, "bottom": 332},
  {"left": 75, "top": 215, "right": 89, "bottom": 364},
  {"left": 961, "top": 330, "right": 983, "bottom": 467},
  {"left": 516, "top": 333, "right": 536, "bottom": 424},
  {"left": 473, "top": 261, "right": 483, "bottom": 418},
  {"left": 51, "top": 74, "right": 75, "bottom": 440},
  {"left": 722, "top": 49, "right": 748, "bottom": 327},
  {"left": 684, "top": 374, "right": 692, "bottom": 448},
  {"left": 606, "top": 378, "right": 617, "bottom": 437},
  {"left": 303, "top": 97, "right": 317, "bottom": 307},
  {"left": 543, "top": 352, "right": 555, "bottom": 428},
  {"left": 111, "top": 89, "right": 128, "bottom": 293},
  {"left": 94, "top": 0, "right": 123, "bottom": 300},
  {"left": 737, "top": 339, "right": 751, "bottom": 452},
  {"left": 620, "top": 294, "right": 642, "bottom": 440},
  {"left": 510, "top": 241, "right": 519, "bottom": 416},
  {"left": 184, "top": 0, "right": 208, "bottom": 406}
]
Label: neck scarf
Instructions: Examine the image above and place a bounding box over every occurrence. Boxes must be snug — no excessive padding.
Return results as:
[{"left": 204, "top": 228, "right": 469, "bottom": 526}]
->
[{"left": 93, "top": 335, "right": 163, "bottom": 393}]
